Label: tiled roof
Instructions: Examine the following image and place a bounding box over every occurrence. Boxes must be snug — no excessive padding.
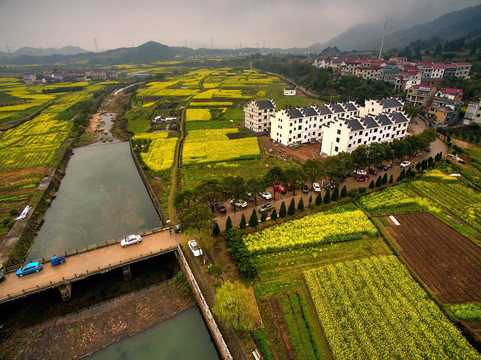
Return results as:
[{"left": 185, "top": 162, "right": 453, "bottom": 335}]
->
[
  {"left": 346, "top": 119, "right": 364, "bottom": 131},
  {"left": 379, "top": 98, "right": 403, "bottom": 109},
  {"left": 343, "top": 102, "right": 358, "bottom": 111},
  {"left": 330, "top": 104, "right": 345, "bottom": 113},
  {"left": 316, "top": 105, "right": 332, "bottom": 115},
  {"left": 361, "top": 116, "right": 379, "bottom": 129},
  {"left": 390, "top": 112, "right": 409, "bottom": 123},
  {"left": 286, "top": 109, "right": 303, "bottom": 119},
  {"left": 376, "top": 114, "right": 393, "bottom": 126},
  {"left": 302, "top": 107, "right": 318, "bottom": 117},
  {"left": 256, "top": 100, "right": 275, "bottom": 110}
]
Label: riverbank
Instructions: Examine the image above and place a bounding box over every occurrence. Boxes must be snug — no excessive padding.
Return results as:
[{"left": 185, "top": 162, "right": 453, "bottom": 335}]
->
[{"left": 0, "top": 279, "right": 195, "bottom": 359}]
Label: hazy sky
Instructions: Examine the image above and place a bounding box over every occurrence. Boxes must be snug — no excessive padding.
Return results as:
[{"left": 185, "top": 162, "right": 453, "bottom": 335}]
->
[{"left": 0, "top": 0, "right": 479, "bottom": 52}]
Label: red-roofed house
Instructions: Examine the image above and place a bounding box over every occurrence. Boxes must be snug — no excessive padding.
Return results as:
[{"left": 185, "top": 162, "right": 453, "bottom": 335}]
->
[{"left": 436, "top": 88, "right": 463, "bottom": 101}]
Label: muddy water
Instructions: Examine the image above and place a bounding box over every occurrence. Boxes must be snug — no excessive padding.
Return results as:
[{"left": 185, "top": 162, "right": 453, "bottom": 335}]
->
[
  {"left": 88, "top": 307, "right": 220, "bottom": 360},
  {"left": 28, "top": 142, "right": 161, "bottom": 260}
]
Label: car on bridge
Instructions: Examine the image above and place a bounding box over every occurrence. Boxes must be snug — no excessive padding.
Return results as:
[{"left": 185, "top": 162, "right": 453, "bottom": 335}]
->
[
  {"left": 120, "top": 234, "right": 142, "bottom": 247},
  {"left": 188, "top": 239, "right": 203, "bottom": 257},
  {"left": 16, "top": 261, "right": 42, "bottom": 277}
]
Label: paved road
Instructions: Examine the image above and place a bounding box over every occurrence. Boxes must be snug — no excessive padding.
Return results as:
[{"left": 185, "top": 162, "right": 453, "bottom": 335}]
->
[
  {"left": 0, "top": 230, "right": 178, "bottom": 302},
  {"left": 214, "top": 135, "right": 447, "bottom": 231}
]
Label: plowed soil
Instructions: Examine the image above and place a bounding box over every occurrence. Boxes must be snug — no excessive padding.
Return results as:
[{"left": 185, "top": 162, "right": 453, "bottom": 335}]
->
[{"left": 384, "top": 212, "right": 481, "bottom": 304}]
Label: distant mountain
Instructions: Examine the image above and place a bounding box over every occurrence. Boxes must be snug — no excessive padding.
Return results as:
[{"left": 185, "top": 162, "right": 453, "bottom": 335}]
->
[
  {"left": 310, "top": 4, "right": 481, "bottom": 52},
  {"left": 8, "top": 45, "right": 89, "bottom": 57}
]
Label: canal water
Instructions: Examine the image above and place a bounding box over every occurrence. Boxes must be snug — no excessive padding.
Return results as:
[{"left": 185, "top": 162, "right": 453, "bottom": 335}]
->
[
  {"left": 88, "top": 307, "right": 220, "bottom": 360},
  {"left": 27, "top": 141, "right": 161, "bottom": 260}
]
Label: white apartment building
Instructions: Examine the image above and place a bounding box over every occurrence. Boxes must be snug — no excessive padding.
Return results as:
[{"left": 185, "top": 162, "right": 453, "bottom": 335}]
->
[
  {"left": 270, "top": 102, "right": 359, "bottom": 146},
  {"left": 359, "top": 98, "right": 404, "bottom": 117},
  {"left": 320, "top": 112, "right": 410, "bottom": 156},
  {"left": 244, "top": 99, "right": 276, "bottom": 134}
]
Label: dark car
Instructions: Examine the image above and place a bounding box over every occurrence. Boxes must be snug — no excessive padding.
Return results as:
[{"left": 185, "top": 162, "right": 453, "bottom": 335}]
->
[
  {"left": 376, "top": 163, "right": 388, "bottom": 171},
  {"left": 302, "top": 184, "right": 309, "bottom": 193},
  {"left": 214, "top": 202, "right": 226, "bottom": 213},
  {"left": 369, "top": 167, "right": 378, "bottom": 175},
  {"left": 174, "top": 224, "right": 182, "bottom": 233},
  {"left": 324, "top": 182, "right": 339, "bottom": 190}
]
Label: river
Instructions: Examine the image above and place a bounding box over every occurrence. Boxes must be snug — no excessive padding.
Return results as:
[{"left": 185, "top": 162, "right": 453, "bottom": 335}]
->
[{"left": 88, "top": 307, "right": 220, "bottom": 360}]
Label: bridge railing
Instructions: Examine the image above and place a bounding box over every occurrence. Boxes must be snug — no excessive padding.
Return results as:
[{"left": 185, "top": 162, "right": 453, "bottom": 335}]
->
[{"left": 0, "top": 244, "right": 177, "bottom": 304}]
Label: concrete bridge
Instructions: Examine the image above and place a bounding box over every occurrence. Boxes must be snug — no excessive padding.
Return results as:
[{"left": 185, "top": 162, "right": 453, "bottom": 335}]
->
[{"left": 0, "top": 229, "right": 178, "bottom": 304}]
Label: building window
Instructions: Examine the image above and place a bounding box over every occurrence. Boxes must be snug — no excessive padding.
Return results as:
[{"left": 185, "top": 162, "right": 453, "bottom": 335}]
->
[
  {"left": 298, "top": 126, "right": 302, "bottom": 130},
  {"left": 334, "top": 146, "right": 339, "bottom": 152},
  {"left": 336, "top": 137, "right": 340, "bottom": 143},
  {"left": 337, "top": 129, "right": 341, "bottom": 135},
  {"left": 358, "top": 139, "right": 361, "bottom": 144},
  {"left": 349, "top": 135, "right": 353, "bottom": 139}
]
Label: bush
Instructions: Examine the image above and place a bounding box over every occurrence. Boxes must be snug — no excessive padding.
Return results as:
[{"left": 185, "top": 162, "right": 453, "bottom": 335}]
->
[
  {"left": 389, "top": 175, "right": 393, "bottom": 184},
  {"left": 213, "top": 222, "right": 220, "bottom": 237},
  {"left": 359, "top": 187, "right": 367, "bottom": 194},
  {"left": 288, "top": 198, "right": 296, "bottom": 216},
  {"left": 207, "top": 264, "right": 223, "bottom": 278},
  {"left": 348, "top": 188, "right": 360, "bottom": 197},
  {"left": 271, "top": 208, "right": 278, "bottom": 221},
  {"left": 261, "top": 211, "right": 267, "bottom": 222},
  {"left": 375, "top": 176, "right": 382, "bottom": 187},
  {"left": 251, "top": 329, "right": 274, "bottom": 360},
  {"left": 331, "top": 187, "right": 339, "bottom": 201},
  {"left": 323, "top": 189, "right": 331, "bottom": 204},
  {"left": 309, "top": 195, "right": 313, "bottom": 207},
  {"left": 315, "top": 192, "right": 322, "bottom": 206},
  {"left": 369, "top": 180, "right": 375, "bottom": 189},
  {"left": 382, "top": 173, "right": 388, "bottom": 185},
  {"left": 225, "top": 229, "right": 257, "bottom": 280},
  {"left": 173, "top": 270, "right": 192, "bottom": 296},
  {"left": 225, "top": 216, "right": 233, "bottom": 232},
  {"left": 341, "top": 185, "right": 347, "bottom": 198}
]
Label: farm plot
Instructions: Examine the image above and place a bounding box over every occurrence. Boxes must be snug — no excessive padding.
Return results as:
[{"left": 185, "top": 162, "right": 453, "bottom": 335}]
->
[
  {"left": 384, "top": 212, "right": 481, "bottom": 303},
  {"left": 304, "top": 255, "right": 481, "bottom": 360},
  {"left": 132, "top": 133, "right": 177, "bottom": 172}
]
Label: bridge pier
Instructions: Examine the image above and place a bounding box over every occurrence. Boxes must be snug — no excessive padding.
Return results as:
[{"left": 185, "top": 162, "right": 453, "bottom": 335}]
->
[
  {"left": 58, "top": 282, "right": 72, "bottom": 302},
  {"left": 122, "top": 265, "right": 132, "bottom": 281}
]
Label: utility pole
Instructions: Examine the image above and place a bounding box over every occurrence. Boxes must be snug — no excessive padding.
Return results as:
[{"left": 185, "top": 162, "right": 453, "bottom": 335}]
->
[
  {"left": 94, "top": 38, "right": 99, "bottom": 52},
  {"left": 378, "top": 22, "right": 387, "bottom": 59}
]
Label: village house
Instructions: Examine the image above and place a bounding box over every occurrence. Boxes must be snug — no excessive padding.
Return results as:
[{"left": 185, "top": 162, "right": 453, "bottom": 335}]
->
[
  {"left": 463, "top": 99, "right": 481, "bottom": 124},
  {"left": 283, "top": 88, "right": 296, "bottom": 96},
  {"left": 359, "top": 98, "right": 404, "bottom": 117},
  {"left": 406, "top": 85, "right": 437, "bottom": 110}
]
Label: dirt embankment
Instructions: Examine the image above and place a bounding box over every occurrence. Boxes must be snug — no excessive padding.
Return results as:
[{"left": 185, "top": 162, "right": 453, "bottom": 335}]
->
[{"left": 0, "top": 280, "right": 195, "bottom": 359}]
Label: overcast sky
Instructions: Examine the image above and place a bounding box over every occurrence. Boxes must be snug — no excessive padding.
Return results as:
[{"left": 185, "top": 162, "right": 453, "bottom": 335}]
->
[{"left": 0, "top": 0, "right": 479, "bottom": 52}]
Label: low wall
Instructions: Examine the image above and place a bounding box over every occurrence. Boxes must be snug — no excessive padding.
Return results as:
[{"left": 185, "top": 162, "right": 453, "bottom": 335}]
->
[
  {"left": 176, "top": 245, "right": 233, "bottom": 360},
  {"left": 128, "top": 139, "right": 168, "bottom": 225}
]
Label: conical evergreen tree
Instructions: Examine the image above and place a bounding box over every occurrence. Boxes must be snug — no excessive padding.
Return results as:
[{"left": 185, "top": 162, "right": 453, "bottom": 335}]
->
[
  {"left": 341, "top": 185, "right": 347, "bottom": 198},
  {"left": 369, "top": 180, "right": 375, "bottom": 189},
  {"left": 271, "top": 208, "right": 278, "bottom": 221},
  {"left": 331, "top": 187, "right": 339, "bottom": 201},
  {"left": 225, "top": 216, "right": 233, "bottom": 232},
  {"left": 213, "top": 222, "right": 220, "bottom": 237},
  {"left": 260, "top": 211, "right": 267, "bottom": 222},
  {"left": 309, "top": 195, "right": 313, "bottom": 207},
  {"left": 279, "top": 201, "right": 287, "bottom": 218},
  {"left": 382, "top": 173, "right": 388, "bottom": 185},
  {"left": 249, "top": 209, "right": 258, "bottom": 227},
  {"left": 375, "top": 176, "right": 382, "bottom": 187},
  {"left": 298, "top": 197, "right": 305, "bottom": 211},
  {"left": 389, "top": 174, "right": 393, "bottom": 184},
  {"left": 288, "top": 198, "right": 296, "bottom": 216},
  {"left": 239, "top": 214, "right": 247, "bottom": 229},
  {"left": 315, "top": 192, "right": 323, "bottom": 206},
  {"left": 323, "top": 189, "right": 331, "bottom": 204}
]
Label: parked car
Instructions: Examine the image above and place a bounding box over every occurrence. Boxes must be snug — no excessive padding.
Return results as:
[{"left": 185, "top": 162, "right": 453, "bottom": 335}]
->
[
  {"left": 302, "top": 184, "right": 309, "bottom": 193},
  {"left": 287, "top": 183, "right": 294, "bottom": 191},
  {"left": 259, "top": 190, "right": 272, "bottom": 200},
  {"left": 369, "top": 167, "right": 378, "bottom": 175},
  {"left": 273, "top": 184, "right": 286, "bottom": 194},
  {"left": 174, "top": 224, "right": 182, "bottom": 233},
  {"left": 50, "top": 255, "right": 65, "bottom": 266},
  {"left": 259, "top": 203, "right": 275, "bottom": 213},
  {"left": 357, "top": 174, "right": 370, "bottom": 182},
  {"left": 214, "top": 202, "right": 226, "bottom": 213},
  {"left": 353, "top": 169, "right": 367, "bottom": 176},
  {"left": 324, "top": 182, "right": 339, "bottom": 190},
  {"left": 313, "top": 182, "right": 321, "bottom": 192},
  {"left": 230, "top": 199, "right": 247, "bottom": 208},
  {"left": 16, "top": 261, "right": 42, "bottom": 277},
  {"left": 400, "top": 160, "right": 411, "bottom": 168},
  {"left": 188, "top": 239, "right": 203, "bottom": 257},
  {"left": 121, "top": 234, "right": 142, "bottom": 247},
  {"left": 376, "top": 163, "right": 389, "bottom": 171}
]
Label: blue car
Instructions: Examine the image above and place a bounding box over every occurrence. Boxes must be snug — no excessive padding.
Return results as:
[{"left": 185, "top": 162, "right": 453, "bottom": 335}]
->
[{"left": 16, "top": 261, "right": 42, "bottom": 277}]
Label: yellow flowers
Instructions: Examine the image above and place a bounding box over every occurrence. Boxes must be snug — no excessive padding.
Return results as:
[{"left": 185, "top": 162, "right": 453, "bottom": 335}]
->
[
  {"left": 304, "top": 255, "right": 481, "bottom": 359},
  {"left": 185, "top": 108, "right": 212, "bottom": 122},
  {"left": 359, "top": 184, "right": 420, "bottom": 213},
  {"left": 183, "top": 129, "right": 260, "bottom": 165},
  {"left": 244, "top": 209, "right": 377, "bottom": 254},
  {"left": 132, "top": 133, "right": 177, "bottom": 172}
]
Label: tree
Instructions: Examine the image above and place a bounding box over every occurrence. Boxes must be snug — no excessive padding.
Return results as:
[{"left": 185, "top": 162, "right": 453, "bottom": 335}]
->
[
  {"left": 264, "top": 167, "right": 286, "bottom": 200},
  {"left": 322, "top": 155, "right": 346, "bottom": 182},
  {"left": 298, "top": 197, "right": 305, "bottom": 211},
  {"left": 195, "top": 179, "right": 225, "bottom": 209},
  {"left": 213, "top": 222, "right": 220, "bottom": 237},
  {"left": 303, "top": 159, "right": 322, "bottom": 184},
  {"left": 213, "top": 281, "right": 259, "bottom": 331},
  {"left": 271, "top": 208, "right": 277, "bottom": 221},
  {"left": 382, "top": 173, "right": 388, "bottom": 185},
  {"left": 284, "top": 167, "right": 302, "bottom": 195},
  {"left": 351, "top": 145, "right": 369, "bottom": 171},
  {"left": 403, "top": 102, "right": 418, "bottom": 119},
  {"left": 260, "top": 211, "right": 267, "bottom": 222},
  {"left": 279, "top": 201, "right": 287, "bottom": 218},
  {"left": 223, "top": 176, "right": 247, "bottom": 212},
  {"left": 331, "top": 187, "right": 339, "bottom": 201},
  {"left": 225, "top": 216, "right": 233, "bottom": 232},
  {"left": 369, "top": 180, "right": 375, "bottom": 189},
  {"left": 239, "top": 214, "right": 247, "bottom": 229},
  {"left": 174, "top": 189, "right": 196, "bottom": 213},
  {"left": 249, "top": 209, "right": 258, "bottom": 227},
  {"left": 315, "top": 192, "right": 323, "bottom": 206},
  {"left": 246, "top": 177, "right": 265, "bottom": 206},
  {"left": 309, "top": 195, "right": 313, "bottom": 207},
  {"left": 178, "top": 203, "right": 214, "bottom": 236},
  {"left": 389, "top": 174, "right": 393, "bottom": 184},
  {"left": 323, "top": 189, "right": 331, "bottom": 204},
  {"left": 288, "top": 198, "right": 296, "bottom": 216}
]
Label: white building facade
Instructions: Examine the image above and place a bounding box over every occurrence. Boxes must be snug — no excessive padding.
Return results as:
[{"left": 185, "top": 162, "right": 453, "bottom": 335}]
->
[{"left": 244, "top": 99, "right": 276, "bottom": 134}]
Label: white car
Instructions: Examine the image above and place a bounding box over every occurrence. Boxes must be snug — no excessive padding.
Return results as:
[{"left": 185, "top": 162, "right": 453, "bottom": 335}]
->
[
  {"left": 400, "top": 161, "right": 411, "bottom": 168},
  {"left": 313, "top": 183, "right": 321, "bottom": 192},
  {"left": 121, "top": 234, "right": 142, "bottom": 247},
  {"left": 353, "top": 169, "right": 367, "bottom": 176},
  {"left": 188, "top": 239, "right": 203, "bottom": 257},
  {"left": 230, "top": 199, "right": 247, "bottom": 208},
  {"left": 259, "top": 190, "right": 272, "bottom": 200}
]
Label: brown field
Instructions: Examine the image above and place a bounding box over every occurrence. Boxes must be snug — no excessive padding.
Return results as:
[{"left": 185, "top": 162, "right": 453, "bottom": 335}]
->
[{"left": 384, "top": 212, "right": 481, "bottom": 304}]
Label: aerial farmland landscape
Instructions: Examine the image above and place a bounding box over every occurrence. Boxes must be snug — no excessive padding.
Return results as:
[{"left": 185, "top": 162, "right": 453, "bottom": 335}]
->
[{"left": 1, "top": 0, "right": 481, "bottom": 359}]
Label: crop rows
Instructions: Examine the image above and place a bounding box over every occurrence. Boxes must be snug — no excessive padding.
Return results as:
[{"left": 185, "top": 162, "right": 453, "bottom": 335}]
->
[
  {"left": 409, "top": 180, "right": 481, "bottom": 232},
  {"left": 183, "top": 129, "right": 260, "bottom": 165},
  {"left": 304, "top": 255, "right": 480, "bottom": 360},
  {"left": 244, "top": 208, "right": 377, "bottom": 255},
  {"left": 358, "top": 183, "right": 422, "bottom": 214},
  {"left": 133, "top": 133, "right": 177, "bottom": 172},
  {"left": 185, "top": 108, "right": 212, "bottom": 122}
]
